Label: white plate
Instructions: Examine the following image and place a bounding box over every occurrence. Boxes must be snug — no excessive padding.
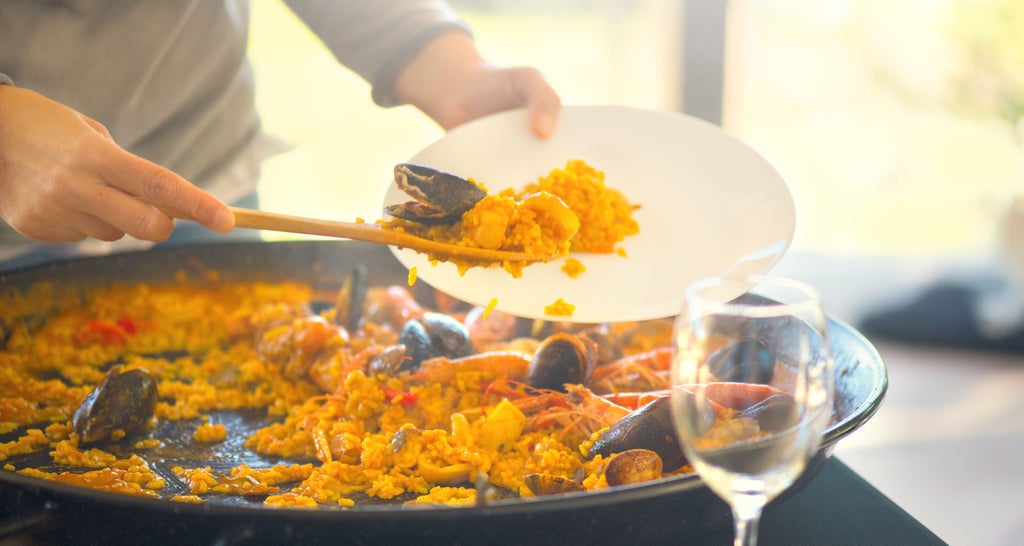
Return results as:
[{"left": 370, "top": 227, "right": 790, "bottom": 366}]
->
[{"left": 384, "top": 105, "right": 794, "bottom": 323}]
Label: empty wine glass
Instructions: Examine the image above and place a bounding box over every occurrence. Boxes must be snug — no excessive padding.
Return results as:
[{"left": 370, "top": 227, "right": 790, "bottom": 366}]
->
[{"left": 670, "top": 275, "right": 834, "bottom": 546}]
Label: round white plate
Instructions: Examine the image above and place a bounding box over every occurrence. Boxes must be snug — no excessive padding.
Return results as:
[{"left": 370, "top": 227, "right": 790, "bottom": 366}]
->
[{"left": 384, "top": 105, "right": 795, "bottom": 323}]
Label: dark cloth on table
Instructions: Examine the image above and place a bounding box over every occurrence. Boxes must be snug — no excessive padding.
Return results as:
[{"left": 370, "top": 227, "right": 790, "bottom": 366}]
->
[{"left": 859, "top": 280, "right": 1024, "bottom": 354}]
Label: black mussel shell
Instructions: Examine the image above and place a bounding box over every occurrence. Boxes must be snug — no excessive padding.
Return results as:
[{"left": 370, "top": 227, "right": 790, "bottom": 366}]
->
[
  {"left": 588, "top": 397, "right": 689, "bottom": 471},
  {"left": 707, "top": 339, "right": 774, "bottom": 384},
  {"left": 527, "top": 333, "right": 597, "bottom": 392},
  {"left": 397, "top": 312, "right": 476, "bottom": 372},
  {"left": 735, "top": 393, "right": 799, "bottom": 432},
  {"left": 72, "top": 366, "right": 158, "bottom": 444}
]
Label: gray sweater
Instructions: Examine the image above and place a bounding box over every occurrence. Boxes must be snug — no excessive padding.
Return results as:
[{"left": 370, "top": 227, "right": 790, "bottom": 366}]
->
[{"left": 0, "top": 0, "right": 468, "bottom": 251}]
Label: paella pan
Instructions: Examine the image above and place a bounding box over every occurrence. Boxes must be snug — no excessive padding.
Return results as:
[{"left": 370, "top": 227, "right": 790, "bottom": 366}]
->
[{"left": 0, "top": 241, "right": 886, "bottom": 543}]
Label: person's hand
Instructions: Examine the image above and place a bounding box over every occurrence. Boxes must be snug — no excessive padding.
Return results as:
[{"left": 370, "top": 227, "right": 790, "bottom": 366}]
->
[
  {"left": 393, "top": 32, "right": 561, "bottom": 139},
  {"left": 0, "top": 85, "right": 234, "bottom": 244}
]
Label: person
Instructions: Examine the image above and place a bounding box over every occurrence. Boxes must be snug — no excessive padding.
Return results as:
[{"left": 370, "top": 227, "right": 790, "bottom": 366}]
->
[{"left": 0, "top": 0, "right": 561, "bottom": 272}]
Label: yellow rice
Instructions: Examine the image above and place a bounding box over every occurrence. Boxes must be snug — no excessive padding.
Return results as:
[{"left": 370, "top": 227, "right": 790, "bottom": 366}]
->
[
  {"left": 481, "top": 297, "right": 499, "bottom": 319},
  {"left": 384, "top": 159, "right": 638, "bottom": 278},
  {"left": 543, "top": 298, "right": 576, "bottom": 318},
  {"left": 560, "top": 258, "right": 586, "bottom": 279},
  {"left": 520, "top": 159, "right": 639, "bottom": 253},
  {"left": 0, "top": 279, "right": 659, "bottom": 507},
  {"left": 192, "top": 422, "right": 227, "bottom": 443}
]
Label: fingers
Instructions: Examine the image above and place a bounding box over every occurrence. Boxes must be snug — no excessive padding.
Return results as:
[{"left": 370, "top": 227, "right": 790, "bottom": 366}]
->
[
  {"left": 5, "top": 209, "right": 124, "bottom": 243},
  {"left": 94, "top": 146, "right": 234, "bottom": 236},
  {"left": 68, "top": 211, "right": 128, "bottom": 242},
  {"left": 512, "top": 68, "right": 561, "bottom": 139},
  {"left": 80, "top": 113, "right": 113, "bottom": 140},
  {"left": 0, "top": 86, "right": 231, "bottom": 246},
  {"left": 456, "top": 66, "right": 561, "bottom": 138},
  {"left": 76, "top": 185, "right": 176, "bottom": 242},
  {"left": 11, "top": 156, "right": 190, "bottom": 244}
]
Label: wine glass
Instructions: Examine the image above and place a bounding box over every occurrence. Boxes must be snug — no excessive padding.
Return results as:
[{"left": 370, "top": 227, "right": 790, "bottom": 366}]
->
[{"left": 670, "top": 275, "right": 834, "bottom": 546}]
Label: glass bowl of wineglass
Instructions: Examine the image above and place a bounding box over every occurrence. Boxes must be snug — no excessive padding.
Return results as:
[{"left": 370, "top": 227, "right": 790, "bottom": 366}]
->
[{"left": 671, "top": 275, "right": 834, "bottom": 546}]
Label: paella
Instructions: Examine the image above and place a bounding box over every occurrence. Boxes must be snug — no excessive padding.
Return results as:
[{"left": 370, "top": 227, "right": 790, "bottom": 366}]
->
[
  {"left": 384, "top": 159, "right": 639, "bottom": 278},
  {"left": 0, "top": 264, "right": 804, "bottom": 508}
]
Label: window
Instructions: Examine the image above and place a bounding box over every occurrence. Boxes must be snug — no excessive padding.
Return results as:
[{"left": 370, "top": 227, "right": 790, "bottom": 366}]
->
[{"left": 724, "top": 0, "right": 1024, "bottom": 258}]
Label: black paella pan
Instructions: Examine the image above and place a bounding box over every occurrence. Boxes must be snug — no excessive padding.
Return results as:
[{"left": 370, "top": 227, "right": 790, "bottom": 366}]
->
[{"left": 0, "top": 241, "right": 887, "bottom": 544}]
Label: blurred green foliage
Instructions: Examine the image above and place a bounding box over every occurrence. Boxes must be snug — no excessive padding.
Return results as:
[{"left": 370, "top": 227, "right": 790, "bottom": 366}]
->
[{"left": 951, "top": 0, "right": 1024, "bottom": 130}]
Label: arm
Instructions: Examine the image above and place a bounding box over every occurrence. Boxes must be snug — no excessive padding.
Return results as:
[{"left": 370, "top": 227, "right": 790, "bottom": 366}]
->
[
  {"left": 284, "top": 0, "right": 560, "bottom": 138},
  {"left": 391, "top": 31, "right": 561, "bottom": 138},
  {"left": 0, "top": 84, "right": 234, "bottom": 243}
]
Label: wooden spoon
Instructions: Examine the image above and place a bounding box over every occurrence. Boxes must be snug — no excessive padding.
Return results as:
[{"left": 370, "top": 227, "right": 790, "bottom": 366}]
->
[{"left": 228, "top": 207, "right": 553, "bottom": 264}]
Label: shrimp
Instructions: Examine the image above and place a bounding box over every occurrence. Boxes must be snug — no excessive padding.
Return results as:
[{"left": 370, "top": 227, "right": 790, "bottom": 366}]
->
[
  {"left": 484, "top": 382, "right": 630, "bottom": 446},
  {"left": 405, "top": 351, "right": 534, "bottom": 385},
  {"left": 588, "top": 347, "right": 672, "bottom": 394}
]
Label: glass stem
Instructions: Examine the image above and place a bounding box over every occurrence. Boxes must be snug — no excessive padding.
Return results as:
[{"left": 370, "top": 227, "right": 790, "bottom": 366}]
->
[{"left": 731, "top": 493, "right": 766, "bottom": 546}]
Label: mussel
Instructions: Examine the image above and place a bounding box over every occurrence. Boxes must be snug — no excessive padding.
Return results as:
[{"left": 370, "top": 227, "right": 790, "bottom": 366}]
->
[
  {"left": 368, "top": 344, "right": 412, "bottom": 376},
  {"left": 387, "top": 312, "right": 476, "bottom": 373},
  {"left": 335, "top": 264, "right": 368, "bottom": 332},
  {"left": 389, "top": 423, "right": 421, "bottom": 453},
  {"left": 707, "top": 339, "right": 774, "bottom": 384},
  {"left": 421, "top": 312, "right": 476, "bottom": 358},
  {"left": 734, "top": 393, "right": 799, "bottom": 432},
  {"left": 72, "top": 365, "right": 158, "bottom": 443},
  {"left": 580, "top": 324, "right": 623, "bottom": 366},
  {"left": 524, "top": 473, "right": 584, "bottom": 496},
  {"left": 384, "top": 163, "right": 487, "bottom": 225},
  {"left": 588, "top": 397, "right": 689, "bottom": 471},
  {"left": 0, "top": 320, "right": 10, "bottom": 351},
  {"left": 526, "top": 333, "right": 598, "bottom": 392},
  {"left": 604, "top": 449, "right": 664, "bottom": 486}
]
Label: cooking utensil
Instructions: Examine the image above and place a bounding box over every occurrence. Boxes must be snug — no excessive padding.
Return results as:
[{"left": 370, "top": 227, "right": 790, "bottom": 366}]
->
[
  {"left": 224, "top": 207, "right": 551, "bottom": 264},
  {"left": 171, "top": 161, "right": 555, "bottom": 265},
  {"left": 0, "top": 241, "right": 886, "bottom": 544}
]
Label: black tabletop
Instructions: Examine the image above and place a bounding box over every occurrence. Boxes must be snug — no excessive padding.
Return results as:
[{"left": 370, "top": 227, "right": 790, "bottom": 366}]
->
[
  {"left": 690, "top": 457, "right": 946, "bottom": 545},
  {"left": 0, "top": 457, "right": 944, "bottom": 545}
]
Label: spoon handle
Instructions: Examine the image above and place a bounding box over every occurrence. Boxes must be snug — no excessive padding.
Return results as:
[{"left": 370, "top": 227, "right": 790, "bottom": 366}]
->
[
  {"left": 229, "top": 207, "right": 544, "bottom": 263},
  {"left": 232, "top": 207, "right": 392, "bottom": 243}
]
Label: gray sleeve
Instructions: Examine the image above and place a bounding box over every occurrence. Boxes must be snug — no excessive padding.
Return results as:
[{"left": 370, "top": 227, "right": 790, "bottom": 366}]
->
[
  {"left": 282, "top": 0, "right": 471, "bottom": 107},
  {"left": 0, "top": 73, "right": 13, "bottom": 86}
]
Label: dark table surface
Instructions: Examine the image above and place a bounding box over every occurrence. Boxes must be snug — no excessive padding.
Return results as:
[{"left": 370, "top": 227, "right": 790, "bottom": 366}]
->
[
  {"left": 0, "top": 457, "right": 945, "bottom": 545},
  {"left": 690, "top": 457, "right": 946, "bottom": 545}
]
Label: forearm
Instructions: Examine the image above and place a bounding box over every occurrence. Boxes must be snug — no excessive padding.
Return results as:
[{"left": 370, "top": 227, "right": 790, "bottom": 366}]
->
[
  {"left": 388, "top": 31, "right": 561, "bottom": 137},
  {"left": 283, "top": 0, "right": 470, "bottom": 106},
  {"left": 392, "top": 32, "right": 486, "bottom": 126},
  {"left": 283, "top": 0, "right": 560, "bottom": 137}
]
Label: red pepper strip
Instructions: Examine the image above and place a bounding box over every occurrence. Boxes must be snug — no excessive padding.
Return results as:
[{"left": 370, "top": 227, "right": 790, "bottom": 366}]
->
[
  {"left": 381, "top": 388, "right": 419, "bottom": 406},
  {"left": 75, "top": 319, "right": 129, "bottom": 346},
  {"left": 115, "top": 317, "right": 137, "bottom": 335}
]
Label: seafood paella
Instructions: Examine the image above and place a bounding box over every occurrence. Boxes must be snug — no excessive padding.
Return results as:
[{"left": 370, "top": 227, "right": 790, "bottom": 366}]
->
[
  {"left": 384, "top": 159, "right": 639, "bottom": 277},
  {"left": 0, "top": 264, "right": 805, "bottom": 508}
]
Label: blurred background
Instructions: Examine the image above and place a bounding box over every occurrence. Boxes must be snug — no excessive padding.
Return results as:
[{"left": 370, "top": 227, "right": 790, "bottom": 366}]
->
[
  {"left": 248, "top": 1, "right": 1024, "bottom": 543},
  {"left": 252, "top": 0, "right": 1024, "bottom": 260}
]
